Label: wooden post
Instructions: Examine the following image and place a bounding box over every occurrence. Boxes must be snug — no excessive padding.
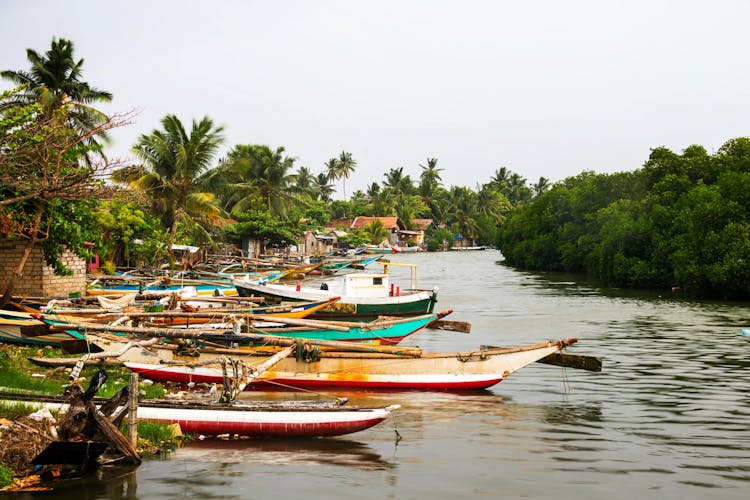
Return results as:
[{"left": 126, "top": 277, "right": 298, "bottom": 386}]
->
[{"left": 128, "top": 372, "right": 139, "bottom": 448}]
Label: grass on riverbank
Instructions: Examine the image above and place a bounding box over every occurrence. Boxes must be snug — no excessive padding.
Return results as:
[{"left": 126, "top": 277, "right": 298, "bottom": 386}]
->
[
  {"left": 0, "top": 466, "right": 12, "bottom": 488},
  {"left": 0, "top": 401, "right": 43, "bottom": 421},
  {"left": 0, "top": 343, "right": 165, "bottom": 398}
]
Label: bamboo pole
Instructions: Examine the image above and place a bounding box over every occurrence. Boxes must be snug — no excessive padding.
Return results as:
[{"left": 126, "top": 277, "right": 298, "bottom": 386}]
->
[{"left": 128, "top": 372, "right": 139, "bottom": 447}]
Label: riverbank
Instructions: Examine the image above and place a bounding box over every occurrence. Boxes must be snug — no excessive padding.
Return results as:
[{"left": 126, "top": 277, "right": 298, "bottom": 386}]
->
[{"left": 0, "top": 344, "right": 181, "bottom": 491}]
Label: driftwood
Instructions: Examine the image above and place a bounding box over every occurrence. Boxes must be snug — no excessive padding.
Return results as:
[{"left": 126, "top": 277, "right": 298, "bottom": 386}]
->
[{"left": 54, "top": 370, "right": 142, "bottom": 465}]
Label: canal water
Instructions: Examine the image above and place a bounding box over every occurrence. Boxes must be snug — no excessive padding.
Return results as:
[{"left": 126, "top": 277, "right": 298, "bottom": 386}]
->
[{"left": 11, "top": 251, "right": 750, "bottom": 499}]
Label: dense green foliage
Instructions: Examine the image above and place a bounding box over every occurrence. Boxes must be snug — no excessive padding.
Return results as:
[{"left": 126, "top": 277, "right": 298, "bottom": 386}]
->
[{"left": 498, "top": 139, "right": 750, "bottom": 299}]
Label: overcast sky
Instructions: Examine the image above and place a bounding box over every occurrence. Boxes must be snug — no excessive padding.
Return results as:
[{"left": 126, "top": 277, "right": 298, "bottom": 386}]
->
[{"left": 2, "top": 0, "right": 749, "bottom": 196}]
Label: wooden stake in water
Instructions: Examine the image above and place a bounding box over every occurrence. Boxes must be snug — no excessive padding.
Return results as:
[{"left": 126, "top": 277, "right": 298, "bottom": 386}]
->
[{"left": 128, "top": 372, "right": 139, "bottom": 448}]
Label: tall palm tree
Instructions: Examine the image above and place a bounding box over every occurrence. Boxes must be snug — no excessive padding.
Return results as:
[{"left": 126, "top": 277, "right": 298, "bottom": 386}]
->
[
  {"left": 131, "top": 114, "right": 225, "bottom": 253},
  {"left": 419, "top": 157, "right": 443, "bottom": 196},
  {"left": 1, "top": 38, "right": 112, "bottom": 145},
  {"left": 325, "top": 157, "right": 339, "bottom": 184},
  {"left": 419, "top": 157, "right": 443, "bottom": 219},
  {"left": 335, "top": 151, "right": 357, "bottom": 202}
]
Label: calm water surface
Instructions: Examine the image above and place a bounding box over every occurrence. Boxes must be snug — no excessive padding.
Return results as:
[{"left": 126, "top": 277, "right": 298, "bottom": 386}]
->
[{"left": 12, "top": 251, "right": 750, "bottom": 499}]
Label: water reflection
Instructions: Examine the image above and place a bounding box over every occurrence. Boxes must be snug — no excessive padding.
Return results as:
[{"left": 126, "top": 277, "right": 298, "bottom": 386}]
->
[
  {"left": 176, "top": 438, "right": 394, "bottom": 471},
  {"left": 5, "top": 465, "right": 140, "bottom": 500}
]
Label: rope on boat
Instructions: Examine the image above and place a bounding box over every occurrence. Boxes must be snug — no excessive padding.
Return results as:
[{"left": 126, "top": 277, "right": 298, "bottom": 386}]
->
[
  {"left": 560, "top": 365, "right": 570, "bottom": 395},
  {"left": 391, "top": 409, "right": 402, "bottom": 445},
  {"left": 252, "top": 378, "right": 348, "bottom": 405}
]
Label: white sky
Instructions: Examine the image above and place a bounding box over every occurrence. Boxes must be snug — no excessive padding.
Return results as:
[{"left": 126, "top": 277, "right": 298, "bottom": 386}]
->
[{"left": 2, "top": 0, "right": 749, "bottom": 196}]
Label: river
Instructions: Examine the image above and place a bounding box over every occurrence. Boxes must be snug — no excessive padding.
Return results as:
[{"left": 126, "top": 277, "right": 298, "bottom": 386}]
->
[{"left": 11, "top": 251, "right": 750, "bottom": 499}]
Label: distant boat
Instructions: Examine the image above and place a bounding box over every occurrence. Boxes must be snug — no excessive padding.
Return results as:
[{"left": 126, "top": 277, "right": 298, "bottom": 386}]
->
[
  {"left": 449, "top": 246, "right": 490, "bottom": 251},
  {"left": 364, "top": 244, "right": 399, "bottom": 254}
]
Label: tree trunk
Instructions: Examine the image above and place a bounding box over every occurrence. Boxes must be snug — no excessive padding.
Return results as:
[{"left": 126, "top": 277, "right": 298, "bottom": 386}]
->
[{"left": 0, "top": 203, "right": 45, "bottom": 307}]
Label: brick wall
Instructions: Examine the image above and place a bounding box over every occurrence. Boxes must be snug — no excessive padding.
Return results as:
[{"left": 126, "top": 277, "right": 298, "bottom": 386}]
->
[{"left": 0, "top": 238, "right": 86, "bottom": 297}]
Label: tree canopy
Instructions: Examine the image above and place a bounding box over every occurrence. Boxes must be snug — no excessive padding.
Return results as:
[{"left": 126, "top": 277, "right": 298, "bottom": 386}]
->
[{"left": 498, "top": 139, "right": 750, "bottom": 299}]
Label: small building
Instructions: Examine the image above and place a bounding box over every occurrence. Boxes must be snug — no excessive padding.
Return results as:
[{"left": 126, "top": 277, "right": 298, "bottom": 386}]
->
[
  {"left": 0, "top": 237, "right": 86, "bottom": 297},
  {"left": 298, "top": 230, "right": 336, "bottom": 255},
  {"left": 401, "top": 219, "right": 433, "bottom": 247}
]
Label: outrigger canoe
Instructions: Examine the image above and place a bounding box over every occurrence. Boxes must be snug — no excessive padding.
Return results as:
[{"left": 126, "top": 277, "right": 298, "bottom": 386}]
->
[
  {"left": 0, "top": 391, "right": 399, "bottom": 438},
  {"left": 116, "top": 338, "right": 582, "bottom": 391},
  {"left": 42, "top": 311, "right": 448, "bottom": 346},
  {"left": 0, "top": 309, "right": 83, "bottom": 346}
]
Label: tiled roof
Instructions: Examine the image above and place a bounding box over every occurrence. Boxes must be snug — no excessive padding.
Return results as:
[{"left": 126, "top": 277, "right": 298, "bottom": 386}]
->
[
  {"left": 410, "top": 219, "right": 434, "bottom": 230},
  {"left": 350, "top": 216, "right": 400, "bottom": 229}
]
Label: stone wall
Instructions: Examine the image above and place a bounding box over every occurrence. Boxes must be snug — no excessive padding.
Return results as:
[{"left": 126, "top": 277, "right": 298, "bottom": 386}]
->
[{"left": 0, "top": 238, "right": 86, "bottom": 297}]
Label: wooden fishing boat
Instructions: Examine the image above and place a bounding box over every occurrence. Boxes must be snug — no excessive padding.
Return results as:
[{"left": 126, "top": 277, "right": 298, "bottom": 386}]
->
[
  {"left": 0, "top": 309, "right": 84, "bottom": 346},
  {"left": 113, "top": 338, "right": 583, "bottom": 391},
  {"left": 0, "top": 391, "right": 399, "bottom": 438},
  {"left": 41, "top": 297, "right": 341, "bottom": 327},
  {"left": 234, "top": 272, "right": 438, "bottom": 320},
  {"left": 43, "top": 311, "right": 447, "bottom": 346},
  {"left": 350, "top": 254, "right": 383, "bottom": 269}
]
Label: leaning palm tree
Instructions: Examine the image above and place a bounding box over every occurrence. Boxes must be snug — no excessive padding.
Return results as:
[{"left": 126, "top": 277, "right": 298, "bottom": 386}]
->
[
  {"left": 1, "top": 38, "right": 112, "bottom": 148},
  {"left": 131, "top": 114, "right": 225, "bottom": 256},
  {"left": 325, "top": 157, "right": 339, "bottom": 184}
]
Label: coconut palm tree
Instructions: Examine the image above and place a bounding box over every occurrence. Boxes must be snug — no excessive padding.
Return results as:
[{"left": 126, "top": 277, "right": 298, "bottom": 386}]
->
[
  {"left": 532, "top": 176, "right": 551, "bottom": 198},
  {"left": 335, "top": 151, "right": 357, "bottom": 201},
  {"left": 131, "top": 114, "right": 225, "bottom": 254},
  {"left": 365, "top": 182, "right": 395, "bottom": 217},
  {"left": 237, "top": 145, "right": 298, "bottom": 217},
  {"left": 308, "top": 172, "right": 332, "bottom": 202},
  {"left": 294, "top": 165, "right": 315, "bottom": 193},
  {"left": 490, "top": 167, "right": 510, "bottom": 189},
  {"left": 1, "top": 38, "right": 112, "bottom": 147},
  {"left": 419, "top": 157, "right": 443, "bottom": 196},
  {"left": 384, "top": 167, "right": 414, "bottom": 195}
]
